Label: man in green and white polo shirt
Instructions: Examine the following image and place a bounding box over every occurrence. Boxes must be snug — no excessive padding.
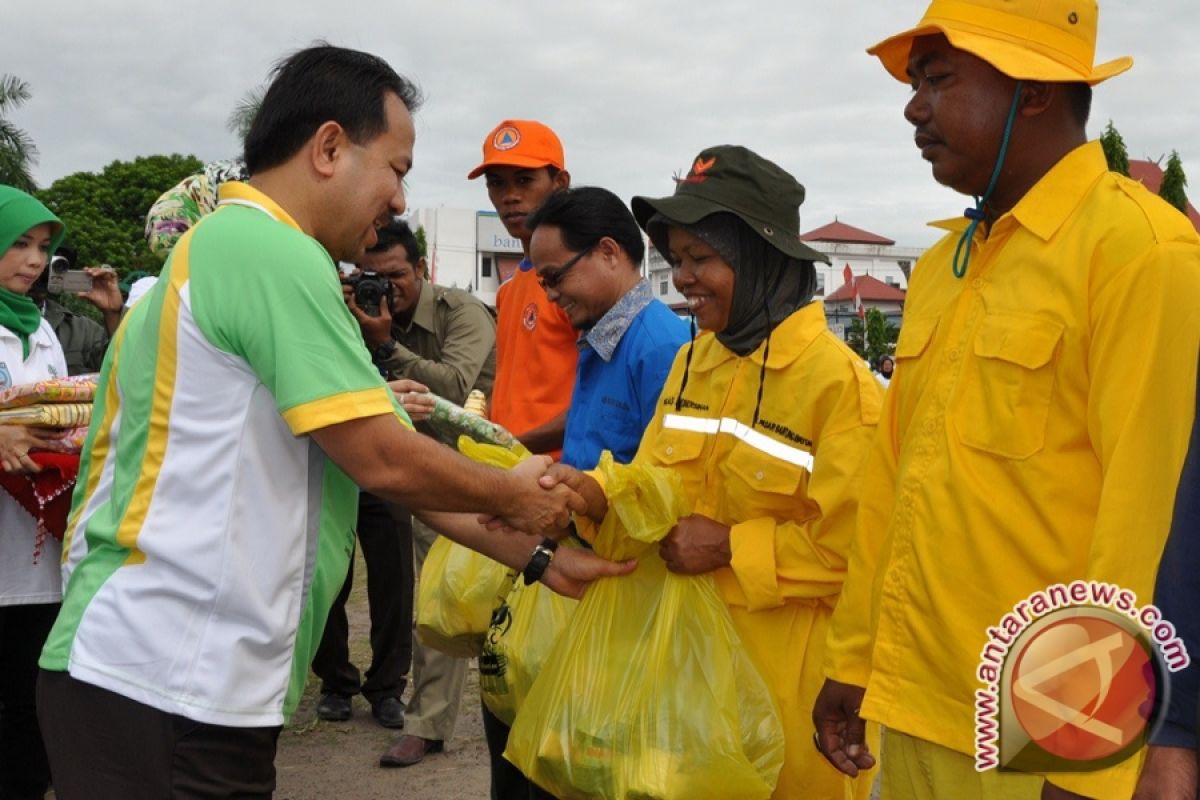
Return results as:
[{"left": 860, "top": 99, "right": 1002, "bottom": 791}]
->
[{"left": 35, "top": 45, "right": 627, "bottom": 800}]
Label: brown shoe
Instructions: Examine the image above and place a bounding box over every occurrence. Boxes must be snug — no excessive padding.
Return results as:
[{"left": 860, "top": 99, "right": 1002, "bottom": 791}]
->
[{"left": 379, "top": 735, "right": 444, "bottom": 768}]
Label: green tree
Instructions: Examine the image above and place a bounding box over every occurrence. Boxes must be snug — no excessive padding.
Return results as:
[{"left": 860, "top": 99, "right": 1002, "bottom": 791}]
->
[
  {"left": 1098, "top": 120, "right": 1130, "bottom": 177},
  {"left": 226, "top": 86, "right": 265, "bottom": 144},
  {"left": 37, "top": 154, "right": 204, "bottom": 274},
  {"left": 414, "top": 224, "right": 429, "bottom": 277},
  {"left": 0, "top": 74, "right": 38, "bottom": 192},
  {"left": 1159, "top": 151, "right": 1189, "bottom": 214},
  {"left": 847, "top": 308, "right": 898, "bottom": 366}
]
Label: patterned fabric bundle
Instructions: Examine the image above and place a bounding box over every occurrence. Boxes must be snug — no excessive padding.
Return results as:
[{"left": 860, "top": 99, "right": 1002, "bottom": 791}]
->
[
  {"left": 0, "top": 402, "right": 91, "bottom": 428},
  {"left": 0, "top": 375, "right": 97, "bottom": 549},
  {"left": 0, "top": 374, "right": 97, "bottom": 409}
]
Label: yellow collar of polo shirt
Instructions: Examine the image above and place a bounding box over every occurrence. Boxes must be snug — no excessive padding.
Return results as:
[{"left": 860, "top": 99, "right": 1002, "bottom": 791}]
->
[{"left": 217, "top": 181, "right": 304, "bottom": 233}]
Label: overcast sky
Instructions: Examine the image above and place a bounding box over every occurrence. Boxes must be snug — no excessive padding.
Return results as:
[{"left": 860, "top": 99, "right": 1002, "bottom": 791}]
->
[{"left": 7, "top": 1, "right": 1197, "bottom": 246}]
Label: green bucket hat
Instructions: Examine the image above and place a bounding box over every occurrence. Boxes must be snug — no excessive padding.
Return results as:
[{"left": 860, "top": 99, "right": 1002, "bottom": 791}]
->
[{"left": 631, "top": 145, "right": 829, "bottom": 264}]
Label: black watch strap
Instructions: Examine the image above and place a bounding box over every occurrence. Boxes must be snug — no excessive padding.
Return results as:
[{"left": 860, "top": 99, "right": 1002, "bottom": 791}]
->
[
  {"left": 521, "top": 537, "right": 560, "bottom": 586},
  {"left": 370, "top": 339, "right": 397, "bottom": 362}
]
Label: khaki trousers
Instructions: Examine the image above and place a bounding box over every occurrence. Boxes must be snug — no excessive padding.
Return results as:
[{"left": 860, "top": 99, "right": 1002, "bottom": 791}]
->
[{"left": 405, "top": 516, "right": 470, "bottom": 742}]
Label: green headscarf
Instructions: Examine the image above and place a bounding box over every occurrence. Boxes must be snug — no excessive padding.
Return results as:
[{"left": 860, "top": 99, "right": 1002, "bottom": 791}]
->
[{"left": 0, "top": 185, "right": 65, "bottom": 358}]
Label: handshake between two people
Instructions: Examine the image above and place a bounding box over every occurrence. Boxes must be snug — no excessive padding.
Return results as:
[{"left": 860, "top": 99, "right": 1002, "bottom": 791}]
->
[{"left": 465, "top": 455, "right": 634, "bottom": 600}]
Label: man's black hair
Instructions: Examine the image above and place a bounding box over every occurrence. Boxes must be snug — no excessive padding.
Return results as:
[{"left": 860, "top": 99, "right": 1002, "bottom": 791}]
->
[
  {"left": 243, "top": 42, "right": 423, "bottom": 175},
  {"left": 366, "top": 219, "right": 423, "bottom": 266},
  {"left": 525, "top": 186, "right": 645, "bottom": 265},
  {"left": 1065, "top": 82, "right": 1092, "bottom": 128}
]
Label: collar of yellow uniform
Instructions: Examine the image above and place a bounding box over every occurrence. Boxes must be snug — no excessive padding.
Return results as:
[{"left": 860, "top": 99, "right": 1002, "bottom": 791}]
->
[
  {"left": 1009, "top": 141, "right": 1106, "bottom": 242},
  {"left": 926, "top": 141, "right": 1107, "bottom": 243},
  {"left": 689, "top": 302, "right": 827, "bottom": 373},
  {"left": 216, "top": 181, "right": 304, "bottom": 233}
]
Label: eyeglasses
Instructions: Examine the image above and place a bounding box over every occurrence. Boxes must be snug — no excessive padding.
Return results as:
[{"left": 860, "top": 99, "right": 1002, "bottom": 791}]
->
[{"left": 538, "top": 245, "right": 594, "bottom": 291}]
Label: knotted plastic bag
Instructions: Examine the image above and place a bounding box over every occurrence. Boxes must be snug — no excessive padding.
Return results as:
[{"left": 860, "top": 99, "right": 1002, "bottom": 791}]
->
[{"left": 505, "top": 452, "right": 784, "bottom": 799}]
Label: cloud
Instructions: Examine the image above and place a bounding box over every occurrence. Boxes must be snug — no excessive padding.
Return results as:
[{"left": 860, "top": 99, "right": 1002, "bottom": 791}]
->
[{"left": 7, "top": 0, "right": 1197, "bottom": 247}]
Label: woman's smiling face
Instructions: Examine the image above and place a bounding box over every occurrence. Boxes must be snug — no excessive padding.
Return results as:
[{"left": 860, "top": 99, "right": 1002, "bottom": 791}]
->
[{"left": 668, "top": 225, "right": 735, "bottom": 332}]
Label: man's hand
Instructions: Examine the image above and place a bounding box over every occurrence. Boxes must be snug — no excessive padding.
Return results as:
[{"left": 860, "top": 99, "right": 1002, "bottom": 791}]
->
[
  {"left": 659, "top": 514, "right": 731, "bottom": 574},
  {"left": 496, "top": 455, "right": 586, "bottom": 537},
  {"left": 812, "top": 678, "right": 875, "bottom": 777},
  {"left": 388, "top": 379, "right": 434, "bottom": 422},
  {"left": 1132, "top": 745, "right": 1198, "bottom": 800},
  {"left": 538, "top": 463, "right": 608, "bottom": 523},
  {"left": 0, "top": 425, "right": 55, "bottom": 474},
  {"left": 343, "top": 279, "right": 393, "bottom": 347},
  {"left": 541, "top": 547, "right": 637, "bottom": 599}
]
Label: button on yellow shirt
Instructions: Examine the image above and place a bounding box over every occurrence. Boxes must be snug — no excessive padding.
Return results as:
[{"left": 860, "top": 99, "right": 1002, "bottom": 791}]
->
[{"left": 825, "top": 142, "right": 1200, "bottom": 795}]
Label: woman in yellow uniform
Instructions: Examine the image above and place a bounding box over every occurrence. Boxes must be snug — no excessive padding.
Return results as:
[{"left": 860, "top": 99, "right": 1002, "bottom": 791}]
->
[{"left": 557, "top": 145, "right": 883, "bottom": 799}]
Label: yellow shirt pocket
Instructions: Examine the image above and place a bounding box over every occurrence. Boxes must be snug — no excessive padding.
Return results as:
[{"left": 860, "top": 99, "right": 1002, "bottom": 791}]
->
[
  {"left": 954, "top": 312, "right": 1064, "bottom": 459},
  {"left": 720, "top": 439, "right": 812, "bottom": 521}
]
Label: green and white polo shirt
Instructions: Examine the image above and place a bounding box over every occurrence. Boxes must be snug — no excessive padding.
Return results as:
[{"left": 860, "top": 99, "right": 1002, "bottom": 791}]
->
[{"left": 40, "top": 182, "right": 411, "bottom": 727}]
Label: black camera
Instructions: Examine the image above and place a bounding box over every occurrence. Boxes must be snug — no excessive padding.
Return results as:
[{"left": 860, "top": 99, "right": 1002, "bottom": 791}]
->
[{"left": 342, "top": 271, "right": 393, "bottom": 316}]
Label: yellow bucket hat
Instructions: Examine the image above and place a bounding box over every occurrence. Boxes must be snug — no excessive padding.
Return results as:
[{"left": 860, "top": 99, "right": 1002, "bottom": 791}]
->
[{"left": 868, "top": 0, "right": 1132, "bottom": 85}]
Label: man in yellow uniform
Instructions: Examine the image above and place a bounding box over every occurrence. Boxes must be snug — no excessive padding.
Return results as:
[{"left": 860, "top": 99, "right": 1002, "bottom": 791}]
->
[{"left": 813, "top": 2, "right": 1200, "bottom": 798}]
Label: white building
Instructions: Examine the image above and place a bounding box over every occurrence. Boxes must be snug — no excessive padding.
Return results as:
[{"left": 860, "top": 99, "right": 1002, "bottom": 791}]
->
[
  {"left": 407, "top": 208, "right": 525, "bottom": 307},
  {"left": 408, "top": 209, "right": 923, "bottom": 320},
  {"left": 800, "top": 219, "right": 923, "bottom": 296}
]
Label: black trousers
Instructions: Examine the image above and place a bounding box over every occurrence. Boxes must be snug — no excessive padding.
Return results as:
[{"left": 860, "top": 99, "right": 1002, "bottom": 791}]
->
[
  {"left": 0, "top": 603, "right": 58, "bottom": 800},
  {"left": 482, "top": 700, "right": 558, "bottom": 800},
  {"left": 311, "top": 492, "right": 414, "bottom": 704},
  {"left": 37, "top": 669, "right": 281, "bottom": 799}
]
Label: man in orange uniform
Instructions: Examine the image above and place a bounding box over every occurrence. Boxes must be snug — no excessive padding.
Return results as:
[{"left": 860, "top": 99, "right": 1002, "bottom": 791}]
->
[{"left": 467, "top": 119, "right": 578, "bottom": 799}]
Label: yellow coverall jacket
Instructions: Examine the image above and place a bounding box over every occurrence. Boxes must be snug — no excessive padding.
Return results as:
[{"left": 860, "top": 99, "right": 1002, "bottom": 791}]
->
[{"left": 631, "top": 302, "right": 882, "bottom": 799}]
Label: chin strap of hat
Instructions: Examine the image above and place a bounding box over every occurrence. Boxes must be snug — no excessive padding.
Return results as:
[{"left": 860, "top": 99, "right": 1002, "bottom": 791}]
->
[
  {"left": 951, "top": 80, "right": 1024, "bottom": 279},
  {"left": 674, "top": 315, "right": 698, "bottom": 412}
]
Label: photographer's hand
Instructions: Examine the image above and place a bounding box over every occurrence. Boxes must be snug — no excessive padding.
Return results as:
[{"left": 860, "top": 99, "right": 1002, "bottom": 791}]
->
[
  {"left": 78, "top": 265, "right": 124, "bottom": 334},
  {"left": 344, "top": 284, "right": 393, "bottom": 348}
]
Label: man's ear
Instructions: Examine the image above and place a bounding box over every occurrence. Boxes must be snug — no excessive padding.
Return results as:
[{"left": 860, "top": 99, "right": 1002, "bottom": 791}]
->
[
  {"left": 595, "top": 236, "right": 622, "bottom": 269},
  {"left": 418, "top": 256, "right": 429, "bottom": 280},
  {"left": 310, "top": 121, "right": 347, "bottom": 178},
  {"left": 1019, "top": 81, "right": 1055, "bottom": 119},
  {"left": 552, "top": 169, "right": 571, "bottom": 191}
]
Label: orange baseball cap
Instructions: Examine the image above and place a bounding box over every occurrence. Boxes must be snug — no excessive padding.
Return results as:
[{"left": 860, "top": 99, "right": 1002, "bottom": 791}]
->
[{"left": 467, "top": 119, "right": 565, "bottom": 180}]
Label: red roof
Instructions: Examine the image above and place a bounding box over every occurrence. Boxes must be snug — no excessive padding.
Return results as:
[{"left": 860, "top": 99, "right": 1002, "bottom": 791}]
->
[
  {"left": 1128, "top": 160, "right": 1200, "bottom": 231},
  {"left": 800, "top": 219, "right": 895, "bottom": 246},
  {"left": 824, "top": 274, "right": 906, "bottom": 303}
]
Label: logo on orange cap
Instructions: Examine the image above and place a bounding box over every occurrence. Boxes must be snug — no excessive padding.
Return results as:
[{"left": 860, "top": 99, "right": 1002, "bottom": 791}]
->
[{"left": 493, "top": 127, "right": 521, "bottom": 151}]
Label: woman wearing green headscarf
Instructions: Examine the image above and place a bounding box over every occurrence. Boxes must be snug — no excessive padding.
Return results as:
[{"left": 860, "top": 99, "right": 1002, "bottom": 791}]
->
[{"left": 0, "top": 184, "right": 68, "bottom": 800}]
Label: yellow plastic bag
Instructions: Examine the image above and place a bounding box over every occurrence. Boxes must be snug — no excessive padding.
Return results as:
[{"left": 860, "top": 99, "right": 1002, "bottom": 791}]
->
[
  {"left": 505, "top": 452, "right": 784, "bottom": 800},
  {"left": 479, "top": 565, "right": 578, "bottom": 726},
  {"left": 416, "top": 535, "right": 516, "bottom": 658},
  {"left": 411, "top": 436, "right": 527, "bottom": 657}
]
